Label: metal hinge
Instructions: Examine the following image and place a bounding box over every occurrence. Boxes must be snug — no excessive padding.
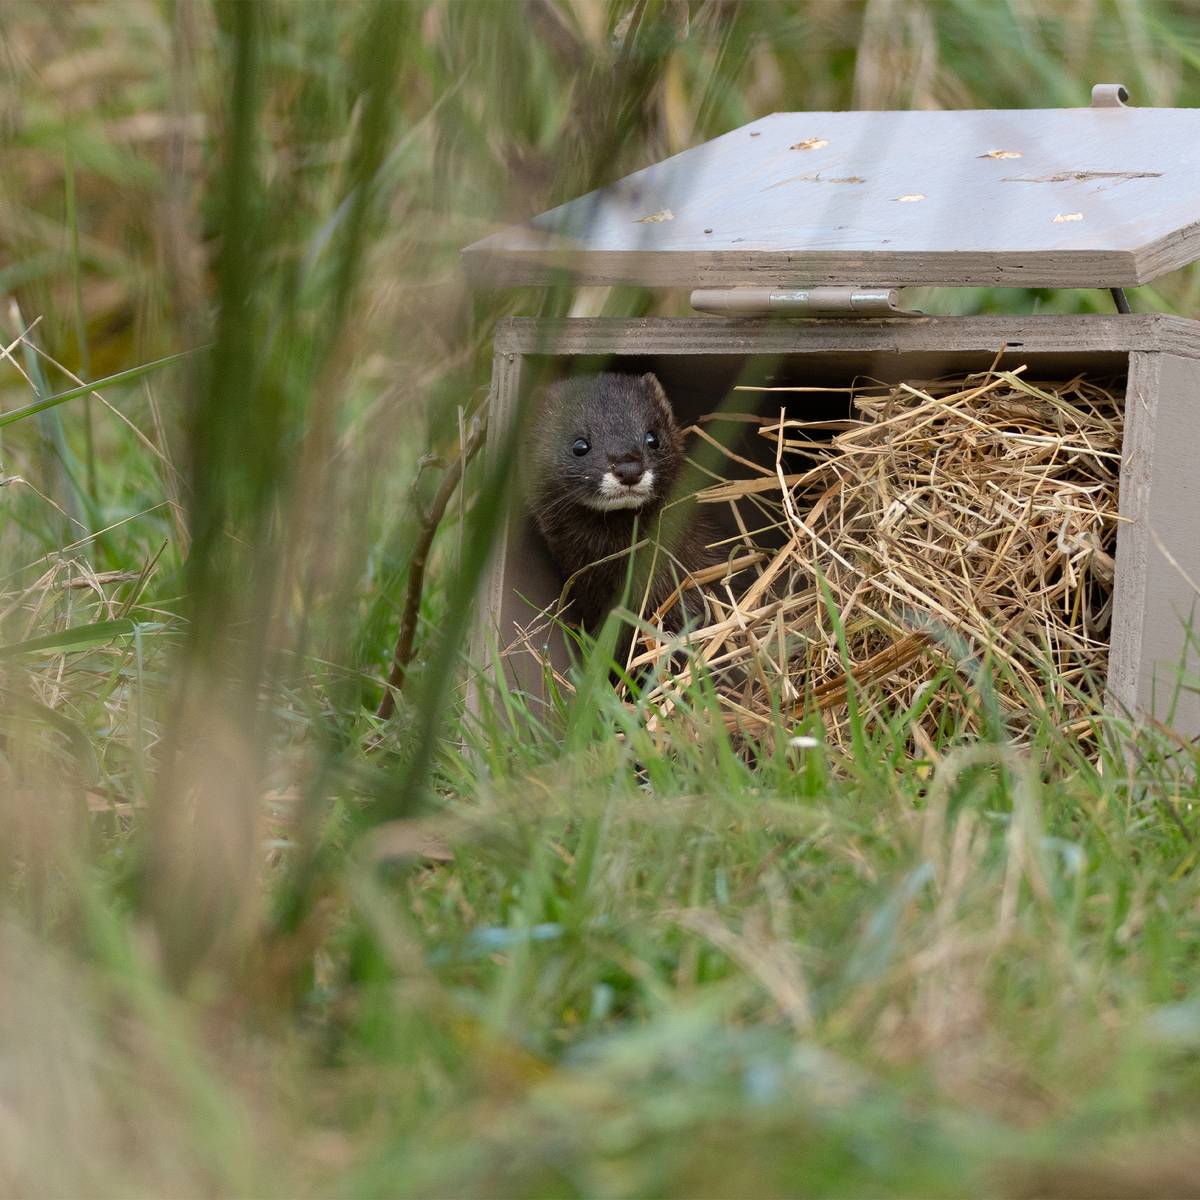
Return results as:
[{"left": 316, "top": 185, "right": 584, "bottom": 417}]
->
[{"left": 690, "top": 286, "right": 924, "bottom": 318}]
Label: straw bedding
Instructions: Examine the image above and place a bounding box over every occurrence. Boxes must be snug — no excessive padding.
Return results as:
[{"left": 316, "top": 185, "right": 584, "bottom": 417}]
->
[{"left": 629, "top": 366, "right": 1124, "bottom": 742}]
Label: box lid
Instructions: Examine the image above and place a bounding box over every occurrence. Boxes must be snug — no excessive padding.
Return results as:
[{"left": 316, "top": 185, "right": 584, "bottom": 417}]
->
[{"left": 463, "top": 101, "right": 1200, "bottom": 290}]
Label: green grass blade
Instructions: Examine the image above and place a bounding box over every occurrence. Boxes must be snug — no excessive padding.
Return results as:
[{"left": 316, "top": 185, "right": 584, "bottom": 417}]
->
[
  {"left": 0, "top": 617, "right": 139, "bottom": 658},
  {"left": 0, "top": 350, "right": 199, "bottom": 430}
]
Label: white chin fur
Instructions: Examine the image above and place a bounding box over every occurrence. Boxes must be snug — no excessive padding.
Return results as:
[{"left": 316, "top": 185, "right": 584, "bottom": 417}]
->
[{"left": 582, "top": 468, "right": 656, "bottom": 512}]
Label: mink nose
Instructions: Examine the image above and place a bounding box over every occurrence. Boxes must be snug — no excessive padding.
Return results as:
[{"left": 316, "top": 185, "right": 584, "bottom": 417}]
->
[{"left": 612, "top": 459, "right": 645, "bottom": 487}]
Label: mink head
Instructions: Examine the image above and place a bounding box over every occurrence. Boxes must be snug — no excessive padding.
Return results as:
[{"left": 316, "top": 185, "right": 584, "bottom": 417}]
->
[{"left": 528, "top": 372, "right": 685, "bottom": 517}]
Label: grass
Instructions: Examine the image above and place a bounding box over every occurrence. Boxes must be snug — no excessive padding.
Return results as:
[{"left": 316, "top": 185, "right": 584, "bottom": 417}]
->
[{"left": 1, "top": 1, "right": 1200, "bottom": 1195}]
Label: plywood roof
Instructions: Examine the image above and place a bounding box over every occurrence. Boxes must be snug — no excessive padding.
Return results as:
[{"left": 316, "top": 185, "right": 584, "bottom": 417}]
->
[{"left": 464, "top": 106, "right": 1200, "bottom": 289}]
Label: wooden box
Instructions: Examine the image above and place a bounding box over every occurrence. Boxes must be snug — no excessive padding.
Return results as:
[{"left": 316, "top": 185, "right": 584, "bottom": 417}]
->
[{"left": 465, "top": 95, "right": 1200, "bottom": 734}]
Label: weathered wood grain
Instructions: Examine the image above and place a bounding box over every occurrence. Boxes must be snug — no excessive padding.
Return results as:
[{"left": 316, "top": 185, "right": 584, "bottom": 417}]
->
[
  {"left": 1109, "top": 351, "right": 1200, "bottom": 733},
  {"left": 494, "top": 313, "right": 1200, "bottom": 360}
]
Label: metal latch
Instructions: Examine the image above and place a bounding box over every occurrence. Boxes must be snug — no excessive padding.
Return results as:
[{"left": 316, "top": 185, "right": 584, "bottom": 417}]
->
[
  {"left": 690, "top": 286, "right": 924, "bottom": 318},
  {"left": 1091, "top": 82, "right": 1130, "bottom": 108}
]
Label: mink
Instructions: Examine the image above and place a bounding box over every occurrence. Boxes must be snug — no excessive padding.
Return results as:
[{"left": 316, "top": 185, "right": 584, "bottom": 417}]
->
[{"left": 526, "top": 371, "right": 721, "bottom": 635}]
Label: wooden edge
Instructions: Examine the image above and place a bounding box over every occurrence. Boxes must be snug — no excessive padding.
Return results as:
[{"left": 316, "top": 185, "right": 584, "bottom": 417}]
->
[
  {"left": 462, "top": 227, "right": 584, "bottom": 286},
  {"left": 463, "top": 246, "right": 1147, "bottom": 290},
  {"left": 1133, "top": 218, "right": 1200, "bottom": 285},
  {"left": 494, "top": 313, "right": 1200, "bottom": 360},
  {"left": 465, "top": 347, "right": 523, "bottom": 724},
  {"left": 1108, "top": 350, "right": 1200, "bottom": 736},
  {"left": 1107, "top": 350, "right": 1157, "bottom": 721}
]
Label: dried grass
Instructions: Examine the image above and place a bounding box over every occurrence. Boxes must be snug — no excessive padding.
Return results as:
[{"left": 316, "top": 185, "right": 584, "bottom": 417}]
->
[{"left": 633, "top": 366, "right": 1124, "bottom": 744}]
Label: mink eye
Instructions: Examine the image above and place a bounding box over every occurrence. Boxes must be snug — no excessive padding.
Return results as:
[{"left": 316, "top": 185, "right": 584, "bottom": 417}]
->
[
  {"left": 571, "top": 438, "right": 590, "bottom": 457},
  {"left": 644, "top": 430, "right": 660, "bottom": 449}
]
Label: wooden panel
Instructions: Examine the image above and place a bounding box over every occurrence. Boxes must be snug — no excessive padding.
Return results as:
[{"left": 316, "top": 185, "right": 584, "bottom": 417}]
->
[
  {"left": 1110, "top": 352, "right": 1200, "bottom": 734},
  {"left": 496, "top": 313, "right": 1200, "bottom": 361},
  {"left": 477, "top": 316, "right": 1200, "bottom": 739},
  {"left": 471, "top": 348, "right": 540, "bottom": 698},
  {"left": 464, "top": 108, "right": 1200, "bottom": 288},
  {"left": 470, "top": 347, "right": 578, "bottom": 709}
]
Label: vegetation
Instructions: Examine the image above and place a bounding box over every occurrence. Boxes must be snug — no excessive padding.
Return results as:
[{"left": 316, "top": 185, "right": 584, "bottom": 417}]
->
[{"left": 1, "top": 1, "right": 1199, "bottom": 1194}]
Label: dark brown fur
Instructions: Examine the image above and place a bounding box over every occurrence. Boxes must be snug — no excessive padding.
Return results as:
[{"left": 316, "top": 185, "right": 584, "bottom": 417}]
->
[{"left": 526, "top": 372, "right": 720, "bottom": 634}]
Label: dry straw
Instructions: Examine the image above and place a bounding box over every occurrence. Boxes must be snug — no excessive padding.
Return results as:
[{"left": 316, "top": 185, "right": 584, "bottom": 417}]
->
[{"left": 629, "top": 365, "right": 1124, "bottom": 744}]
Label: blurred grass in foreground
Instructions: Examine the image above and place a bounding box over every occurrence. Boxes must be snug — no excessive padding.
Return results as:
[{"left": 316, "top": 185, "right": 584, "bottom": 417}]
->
[{"left": 1, "top": 1, "right": 1199, "bottom": 1195}]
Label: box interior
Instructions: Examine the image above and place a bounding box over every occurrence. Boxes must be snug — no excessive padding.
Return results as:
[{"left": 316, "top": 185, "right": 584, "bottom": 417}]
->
[{"left": 496, "top": 347, "right": 1129, "bottom": 697}]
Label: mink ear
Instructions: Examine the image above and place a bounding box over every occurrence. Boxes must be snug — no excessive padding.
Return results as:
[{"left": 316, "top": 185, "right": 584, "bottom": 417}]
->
[{"left": 642, "top": 372, "right": 673, "bottom": 421}]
